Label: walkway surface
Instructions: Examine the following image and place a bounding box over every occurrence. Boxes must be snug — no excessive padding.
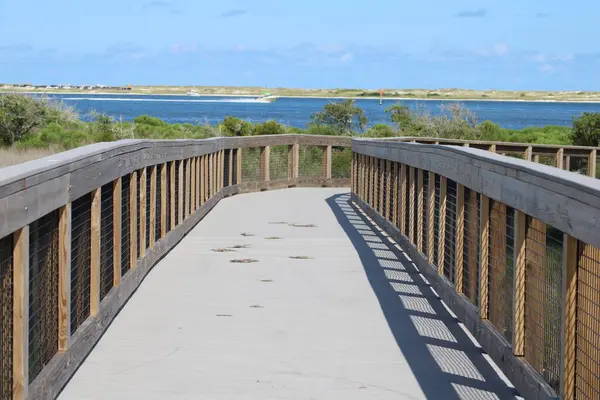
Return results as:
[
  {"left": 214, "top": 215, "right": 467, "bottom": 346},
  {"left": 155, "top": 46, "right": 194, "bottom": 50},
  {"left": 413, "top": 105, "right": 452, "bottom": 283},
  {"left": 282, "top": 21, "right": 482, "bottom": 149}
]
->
[{"left": 59, "top": 188, "right": 520, "bottom": 400}]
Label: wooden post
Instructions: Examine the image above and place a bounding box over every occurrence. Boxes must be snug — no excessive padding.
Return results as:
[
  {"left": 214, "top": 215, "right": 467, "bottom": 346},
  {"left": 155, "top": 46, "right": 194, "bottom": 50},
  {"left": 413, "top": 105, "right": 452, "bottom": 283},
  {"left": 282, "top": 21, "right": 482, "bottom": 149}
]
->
[
  {"left": 561, "top": 235, "right": 578, "bottom": 400},
  {"left": 556, "top": 148, "right": 564, "bottom": 169},
  {"left": 524, "top": 146, "right": 533, "bottom": 161},
  {"left": 488, "top": 144, "right": 496, "bottom": 153},
  {"left": 220, "top": 150, "right": 225, "bottom": 190},
  {"left": 362, "top": 155, "right": 368, "bottom": 201},
  {"left": 378, "top": 159, "right": 384, "bottom": 214},
  {"left": 190, "top": 158, "right": 195, "bottom": 213},
  {"left": 58, "top": 203, "right": 71, "bottom": 351},
  {"left": 204, "top": 155, "right": 209, "bottom": 201},
  {"left": 130, "top": 171, "right": 138, "bottom": 269},
  {"left": 479, "top": 195, "right": 490, "bottom": 319},
  {"left": 185, "top": 159, "right": 191, "bottom": 218},
  {"left": 437, "top": 176, "right": 447, "bottom": 274},
  {"left": 178, "top": 160, "right": 184, "bottom": 224},
  {"left": 260, "top": 146, "right": 270, "bottom": 182},
  {"left": 417, "top": 168, "right": 424, "bottom": 253},
  {"left": 236, "top": 148, "right": 243, "bottom": 184},
  {"left": 409, "top": 167, "right": 416, "bottom": 244},
  {"left": 197, "top": 157, "right": 201, "bottom": 207},
  {"left": 90, "top": 187, "right": 101, "bottom": 317},
  {"left": 150, "top": 166, "right": 157, "bottom": 247},
  {"left": 385, "top": 160, "right": 392, "bottom": 220},
  {"left": 512, "top": 209, "right": 527, "bottom": 356},
  {"left": 533, "top": 154, "right": 540, "bottom": 163},
  {"left": 169, "top": 162, "right": 176, "bottom": 229},
  {"left": 466, "top": 190, "right": 479, "bottom": 303},
  {"left": 113, "top": 178, "right": 122, "bottom": 287},
  {"left": 588, "top": 149, "right": 597, "bottom": 178},
  {"left": 455, "top": 184, "right": 465, "bottom": 293},
  {"left": 399, "top": 164, "right": 407, "bottom": 235},
  {"left": 139, "top": 168, "right": 147, "bottom": 259},
  {"left": 565, "top": 156, "right": 571, "bottom": 171},
  {"left": 200, "top": 156, "right": 206, "bottom": 205},
  {"left": 427, "top": 171, "right": 435, "bottom": 264},
  {"left": 323, "top": 145, "right": 332, "bottom": 179},
  {"left": 13, "top": 226, "right": 29, "bottom": 400},
  {"left": 210, "top": 153, "right": 215, "bottom": 196},
  {"left": 392, "top": 162, "right": 399, "bottom": 227},
  {"left": 160, "top": 164, "right": 167, "bottom": 238}
]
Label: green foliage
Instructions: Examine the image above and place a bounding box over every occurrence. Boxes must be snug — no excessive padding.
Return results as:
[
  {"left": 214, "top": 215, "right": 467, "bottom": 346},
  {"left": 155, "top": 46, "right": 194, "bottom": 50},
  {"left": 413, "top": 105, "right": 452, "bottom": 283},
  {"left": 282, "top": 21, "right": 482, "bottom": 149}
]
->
[
  {"left": 252, "top": 120, "right": 286, "bottom": 135},
  {"left": 310, "top": 99, "right": 367, "bottom": 135},
  {"left": 364, "top": 124, "right": 396, "bottom": 138},
  {"left": 221, "top": 116, "right": 252, "bottom": 136},
  {"left": 571, "top": 113, "right": 600, "bottom": 146},
  {"left": 385, "top": 104, "right": 412, "bottom": 131}
]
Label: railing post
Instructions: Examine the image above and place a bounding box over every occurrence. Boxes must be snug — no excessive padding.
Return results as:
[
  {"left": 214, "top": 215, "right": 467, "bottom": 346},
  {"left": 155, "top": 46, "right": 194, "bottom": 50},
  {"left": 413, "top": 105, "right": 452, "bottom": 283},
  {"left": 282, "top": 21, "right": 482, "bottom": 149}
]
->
[
  {"left": 378, "top": 160, "right": 384, "bottom": 213},
  {"left": 512, "top": 209, "right": 527, "bottom": 356},
  {"left": 200, "top": 156, "right": 206, "bottom": 205},
  {"left": 524, "top": 146, "right": 533, "bottom": 161},
  {"left": 169, "top": 162, "right": 176, "bottom": 230},
  {"left": 488, "top": 144, "right": 496, "bottom": 153},
  {"left": 260, "top": 146, "right": 270, "bottom": 182},
  {"left": 178, "top": 161, "right": 184, "bottom": 224},
  {"left": 130, "top": 171, "right": 138, "bottom": 268},
  {"left": 385, "top": 160, "right": 392, "bottom": 219},
  {"left": 236, "top": 148, "right": 243, "bottom": 184},
  {"left": 565, "top": 156, "right": 571, "bottom": 171},
  {"left": 533, "top": 154, "right": 540, "bottom": 163},
  {"left": 479, "top": 195, "right": 490, "bottom": 319},
  {"left": 189, "top": 159, "right": 195, "bottom": 214},
  {"left": 409, "top": 167, "right": 416, "bottom": 244},
  {"left": 13, "top": 226, "right": 29, "bottom": 400},
  {"left": 185, "top": 159, "right": 191, "bottom": 218},
  {"left": 392, "top": 162, "right": 399, "bottom": 226},
  {"left": 556, "top": 148, "right": 564, "bottom": 169},
  {"left": 228, "top": 151, "right": 233, "bottom": 189},
  {"left": 427, "top": 171, "right": 435, "bottom": 264},
  {"left": 113, "top": 178, "right": 122, "bottom": 287},
  {"left": 150, "top": 166, "right": 157, "bottom": 247},
  {"left": 90, "top": 187, "right": 101, "bottom": 317},
  {"left": 561, "top": 234, "right": 578, "bottom": 400},
  {"left": 58, "top": 203, "right": 71, "bottom": 351},
  {"left": 323, "top": 145, "right": 332, "bottom": 179},
  {"left": 455, "top": 184, "right": 465, "bottom": 293},
  {"left": 437, "top": 176, "right": 447, "bottom": 275},
  {"left": 139, "top": 168, "right": 147, "bottom": 259},
  {"left": 160, "top": 165, "right": 167, "bottom": 238},
  {"left": 196, "top": 157, "right": 201, "bottom": 207},
  {"left": 588, "top": 149, "right": 597, "bottom": 178},
  {"left": 417, "top": 168, "right": 424, "bottom": 253},
  {"left": 399, "top": 164, "right": 407, "bottom": 235}
]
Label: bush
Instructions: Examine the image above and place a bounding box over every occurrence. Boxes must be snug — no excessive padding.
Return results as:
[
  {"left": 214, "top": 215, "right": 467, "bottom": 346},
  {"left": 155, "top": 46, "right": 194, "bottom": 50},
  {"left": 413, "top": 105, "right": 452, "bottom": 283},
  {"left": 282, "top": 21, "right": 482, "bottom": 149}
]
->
[
  {"left": 364, "top": 124, "right": 396, "bottom": 138},
  {"left": 252, "top": 120, "right": 286, "bottom": 135},
  {"left": 571, "top": 113, "right": 600, "bottom": 146},
  {"left": 221, "top": 116, "right": 252, "bottom": 136}
]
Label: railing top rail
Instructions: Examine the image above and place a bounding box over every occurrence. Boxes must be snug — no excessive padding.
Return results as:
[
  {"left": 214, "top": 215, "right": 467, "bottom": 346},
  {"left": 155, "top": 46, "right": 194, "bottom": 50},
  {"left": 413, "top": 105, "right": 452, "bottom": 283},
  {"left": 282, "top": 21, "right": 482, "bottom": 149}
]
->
[{"left": 352, "top": 138, "right": 600, "bottom": 248}]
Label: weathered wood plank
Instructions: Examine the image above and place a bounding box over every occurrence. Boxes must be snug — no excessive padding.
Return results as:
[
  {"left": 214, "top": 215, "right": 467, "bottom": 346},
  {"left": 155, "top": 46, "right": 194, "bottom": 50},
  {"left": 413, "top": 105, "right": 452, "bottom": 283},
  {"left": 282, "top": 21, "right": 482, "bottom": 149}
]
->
[
  {"left": 90, "top": 188, "right": 101, "bottom": 317},
  {"left": 13, "top": 226, "right": 29, "bottom": 400},
  {"left": 58, "top": 204, "right": 71, "bottom": 351}
]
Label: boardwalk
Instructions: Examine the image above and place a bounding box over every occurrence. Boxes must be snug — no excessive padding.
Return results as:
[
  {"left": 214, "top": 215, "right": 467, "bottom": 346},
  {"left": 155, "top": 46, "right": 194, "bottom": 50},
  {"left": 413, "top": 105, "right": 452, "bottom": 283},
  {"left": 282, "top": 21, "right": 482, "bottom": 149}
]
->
[{"left": 58, "top": 188, "right": 519, "bottom": 400}]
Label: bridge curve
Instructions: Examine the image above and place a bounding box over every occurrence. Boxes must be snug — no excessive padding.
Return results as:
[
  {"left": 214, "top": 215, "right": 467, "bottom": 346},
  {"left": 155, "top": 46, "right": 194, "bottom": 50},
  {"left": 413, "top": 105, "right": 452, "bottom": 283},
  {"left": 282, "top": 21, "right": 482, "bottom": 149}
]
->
[{"left": 58, "top": 188, "right": 518, "bottom": 400}]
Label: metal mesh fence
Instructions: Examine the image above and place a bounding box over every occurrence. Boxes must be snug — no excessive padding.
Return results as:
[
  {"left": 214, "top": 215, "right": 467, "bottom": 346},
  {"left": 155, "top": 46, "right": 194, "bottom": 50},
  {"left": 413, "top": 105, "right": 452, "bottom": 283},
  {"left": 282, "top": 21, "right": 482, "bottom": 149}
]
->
[
  {"left": 28, "top": 209, "right": 59, "bottom": 382},
  {"left": 121, "top": 174, "right": 131, "bottom": 277},
  {"left": 71, "top": 194, "right": 92, "bottom": 335},
  {"left": 155, "top": 166, "right": 162, "bottom": 241},
  {"left": 241, "top": 148, "right": 260, "bottom": 182},
  {"left": 422, "top": 171, "right": 429, "bottom": 256},
  {"left": 524, "top": 218, "right": 562, "bottom": 391},
  {"left": 568, "top": 156, "right": 589, "bottom": 176},
  {"left": 223, "top": 151, "right": 231, "bottom": 187},
  {"left": 146, "top": 168, "right": 151, "bottom": 250},
  {"left": 487, "top": 201, "right": 514, "bottom": 343},
  {"left": 404, "top": 166, "right": 410, "bottom": 237},
  {"left": 412, "top": 168, "right": 419, "bottom": 246},
  {"left": 231, "top": 149, "right": 238, "bottom": 185},
  {"left": 269, "top": 146, "right": 288, "bottom": 180},
  {"left": 0, "top": 235, "right": 13, "bottom": 400},
  {"left": 174, "top": 161, "right": 180, "bottom": 225},
  {"left": 434, "top": 174, "right": 441, "bottom": 266},
  {"left": 136, "top": 170, "right": 141, "bottom": 258},
  {"left": 462, "top": 188, "right": 480, "bottom": 305},
  {"left": 381, "top": 160, "right": 387, "bottom": 218},
  {"left": 299, "top": 145, "right": 323, "bottom": 178},
  {"left": 444, "top": 179, "right": 457, "bottom": 284},
  {"left": 100, "top": 183, "right": 114, "bottom": 300},
  {"left": 332, "top": 147, "right": 352, "bottom": 179},
  {"left": 576, "top": 243, "right": 600, "bottom": 399}
]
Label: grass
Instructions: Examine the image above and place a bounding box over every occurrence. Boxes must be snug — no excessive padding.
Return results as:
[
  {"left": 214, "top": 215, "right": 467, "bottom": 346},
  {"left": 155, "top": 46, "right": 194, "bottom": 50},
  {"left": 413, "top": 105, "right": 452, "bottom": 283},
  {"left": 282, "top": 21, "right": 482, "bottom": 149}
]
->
[{"left": 0, "top": 147, "right": 58, "bottom": 168}]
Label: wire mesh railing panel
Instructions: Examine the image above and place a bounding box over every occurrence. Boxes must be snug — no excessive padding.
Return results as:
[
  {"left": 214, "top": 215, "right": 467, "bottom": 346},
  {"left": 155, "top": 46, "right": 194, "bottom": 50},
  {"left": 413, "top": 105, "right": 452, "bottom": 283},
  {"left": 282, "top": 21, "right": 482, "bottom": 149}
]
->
[
  {"left": 155, "top": 167, "right": 162, "bottom": 241},
  {"left": 404, "top": 166, "right": 410, "bottom": 237},
  {"left": 146, "top": 169, "right": 151, "bottom": 250},
  {"left": 136, "top": 170, "right": 141, "bottom": 258},
  {"left": 165, "top": 163, "right": 171, "bottom": 232},
  {"left": 381, "top": 160, "right": 387, "bottom": 218},
  {"left": 568, "top": 156, "right": 589, "bottom": 176},
  {"left": 462, "top": 188, "right": 480, "bottom": 305},
  {"left": 299, "top": 145, "right": 323, "bottom": 178},
  {"left": 524, "top": 218, "right": 563, "bottom": 392},
  {"left": 241, "top": 148, "right": 260, "bottom": 182},
  {"left": 174, "top": 161, "right": 180, "bottom": 225},
  {"left": 269, "top": 146, "right": 288, "bottom": 180},
  {"left": 28, "top": 209, "right": 59, "bottom": 383},
  {"left": 413, "top": 168, "right": 419, "bottom": 246},
  {"left": 434, "top": 174, "right": 441, "bottom": 266},
  {"left": 444, "top": 179, "right": 457, "bottom": 284},
  {"left": 100, "top": 183, "right": 114, "bottom": 300},
  {"left": 422, "top": 171, "right": 429, "bottom": 255},
  {"left": 576, "top": 243, "right": 600, "bottom": 400},
  {"left": 487, "top": 201, "right": 514, "bottom": 343},
  {"left": 70, "top": 194, "right": 92, "bottom": 335},
  {"left": 121, "top": 174, "right": 131, "bottom": 277},
  {"left": 0, "top": 235, "right": 13, "bottom": 400},
  {"left": 332, "top": 147, "right": 352, "bottom": 179},
  {"left": 223, "top": 151, "right": 231, "bottom": 187}
]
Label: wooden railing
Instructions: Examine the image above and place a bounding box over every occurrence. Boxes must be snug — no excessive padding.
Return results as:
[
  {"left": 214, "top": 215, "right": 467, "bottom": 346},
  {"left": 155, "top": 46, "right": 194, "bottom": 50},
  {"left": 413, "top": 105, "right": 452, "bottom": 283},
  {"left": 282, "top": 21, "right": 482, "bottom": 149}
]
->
[
  {"left": 351, "top": 138, "right": 600, "bottom": 400},
  {"left": 0, "top": 135, "right": 351, "bottom": 400}
]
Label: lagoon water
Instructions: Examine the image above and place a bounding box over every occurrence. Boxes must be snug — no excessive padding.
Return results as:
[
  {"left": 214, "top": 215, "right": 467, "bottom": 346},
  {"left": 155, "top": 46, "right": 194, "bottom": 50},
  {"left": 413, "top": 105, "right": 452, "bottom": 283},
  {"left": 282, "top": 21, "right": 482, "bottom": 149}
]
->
[{"left": 46, "top": 93, "right": 600, "bottom": 130}]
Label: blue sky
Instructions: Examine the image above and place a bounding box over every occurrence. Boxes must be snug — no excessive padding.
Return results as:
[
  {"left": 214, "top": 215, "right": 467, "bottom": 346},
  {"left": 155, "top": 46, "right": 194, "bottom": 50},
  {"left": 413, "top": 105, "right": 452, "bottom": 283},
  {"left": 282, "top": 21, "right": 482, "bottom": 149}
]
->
[{"left": 0, "top": 0, "right": 598, "bottom": 90}]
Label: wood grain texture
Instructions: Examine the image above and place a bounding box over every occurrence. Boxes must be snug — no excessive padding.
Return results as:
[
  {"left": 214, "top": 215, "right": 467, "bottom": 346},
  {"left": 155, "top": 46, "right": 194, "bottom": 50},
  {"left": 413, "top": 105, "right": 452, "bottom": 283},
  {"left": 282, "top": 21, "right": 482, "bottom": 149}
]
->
[
  {"left": 139, "top": 168, "right": 147, "bottom": 259},
  {"left": 149, "top": 166, "right": 156, "bottom": 248},
  {"left": 113, "top": 178, "right": 122, "bottom": 288},
  {"left": 90, "top": 188, "right": 101, "bottom": 317},
  {"left": 561, "top": 234, "right": 577, "bottom": 400},
  {"left": 160, "top": 164, "right": 167, "bottom": 239},
  {"left": 58, "top": 204, "right": 71, "bottom": 351},
  {"left": 13, "top": 226, "right": 29, "bottom": 400},
  {"left": 129, "top": 171, "right": 138, "bottom": 269},
  {"left": 512, "top": 209, "right": 527, "bottom": 356},
  {"left": 455, "top": 184, "right": 465, "bottom": 294}
]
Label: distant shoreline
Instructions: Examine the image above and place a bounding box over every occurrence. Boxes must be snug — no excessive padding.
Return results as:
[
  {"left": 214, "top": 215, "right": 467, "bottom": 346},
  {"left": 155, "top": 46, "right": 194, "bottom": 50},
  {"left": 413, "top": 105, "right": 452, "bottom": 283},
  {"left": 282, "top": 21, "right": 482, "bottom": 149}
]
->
[{"left": 3, "top": 89, "right": 600, "bottom": 104}]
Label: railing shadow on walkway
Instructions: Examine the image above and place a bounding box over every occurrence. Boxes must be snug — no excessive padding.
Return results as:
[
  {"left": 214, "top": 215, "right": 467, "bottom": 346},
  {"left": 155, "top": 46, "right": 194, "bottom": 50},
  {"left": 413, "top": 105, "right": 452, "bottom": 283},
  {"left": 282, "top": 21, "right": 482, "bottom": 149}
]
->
[{"left": 326, "top": 192, "right": 522, "bottom": 400}]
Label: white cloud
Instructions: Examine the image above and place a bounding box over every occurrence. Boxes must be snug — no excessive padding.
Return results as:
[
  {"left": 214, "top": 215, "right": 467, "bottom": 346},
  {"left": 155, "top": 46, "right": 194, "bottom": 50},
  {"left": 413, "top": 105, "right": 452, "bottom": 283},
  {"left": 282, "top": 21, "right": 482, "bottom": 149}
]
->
[
  {"left": 339, "top": 53, "right": 353, "bottom": 64},
  {"left": 539, "top": 64, "right": 555, "bottom": 72},
  {"left": 493, "top": 43, "right": 509, "bottom": 56},
  {"left": 532, "top": 53, "right": 573, "bottom": 63}
]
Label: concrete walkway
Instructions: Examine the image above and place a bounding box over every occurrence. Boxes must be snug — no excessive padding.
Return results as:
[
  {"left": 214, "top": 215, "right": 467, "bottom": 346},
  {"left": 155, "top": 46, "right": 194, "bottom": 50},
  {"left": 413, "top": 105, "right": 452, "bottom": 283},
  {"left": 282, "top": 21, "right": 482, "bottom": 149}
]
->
[{"left": 59, "top": 188, "right": 519, "bottom": 400}]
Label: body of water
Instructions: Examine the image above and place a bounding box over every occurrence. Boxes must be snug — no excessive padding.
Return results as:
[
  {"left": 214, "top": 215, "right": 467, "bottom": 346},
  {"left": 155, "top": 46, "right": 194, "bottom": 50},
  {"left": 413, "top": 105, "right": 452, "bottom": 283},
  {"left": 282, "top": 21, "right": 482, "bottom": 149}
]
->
[{"left": 44, "top": 93, "right": 600, "bottom": 130}]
